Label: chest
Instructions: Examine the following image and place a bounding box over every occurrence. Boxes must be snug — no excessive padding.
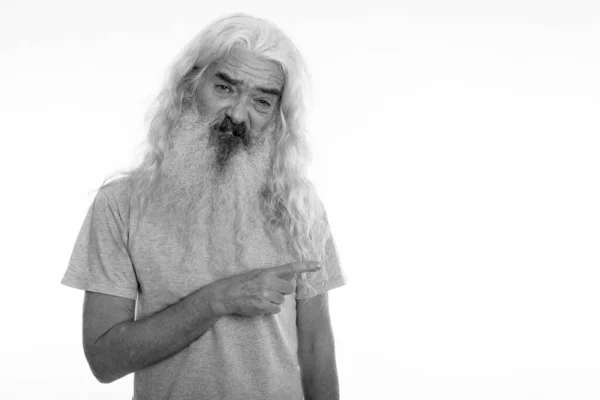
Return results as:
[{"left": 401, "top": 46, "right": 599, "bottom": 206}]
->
[{"left": 128, "top": 210, "right": 296, "bottom": 310}]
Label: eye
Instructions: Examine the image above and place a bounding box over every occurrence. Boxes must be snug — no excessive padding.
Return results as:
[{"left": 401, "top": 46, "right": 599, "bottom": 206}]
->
[
  {"left": 255, "top": 99, "right": 272, "bottom": 109},
  {"left": 215, "top": 84, "right": 232, "bottom": 94}
]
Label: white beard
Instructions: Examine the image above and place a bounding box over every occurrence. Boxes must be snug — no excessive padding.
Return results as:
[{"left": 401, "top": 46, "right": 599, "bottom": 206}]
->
[{"left": 151, "top": 107, "right": 274, "bottom": 269}]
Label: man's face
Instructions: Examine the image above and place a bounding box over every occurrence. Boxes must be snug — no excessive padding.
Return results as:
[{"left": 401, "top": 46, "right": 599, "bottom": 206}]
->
[
  {"left": 197, "top": 49, "right": 283, "bottom": 129},
  {"left": 154, "top": 49, "right": 284, "bottom": 266},
  {"left": 195, "top": 49, "right": 284, "bottom": 169}
]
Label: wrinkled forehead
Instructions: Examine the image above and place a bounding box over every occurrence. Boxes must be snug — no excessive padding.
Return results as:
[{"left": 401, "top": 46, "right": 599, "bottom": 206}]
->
[{"left": 209, "top": 49, "right": 284, "bottom": 92}]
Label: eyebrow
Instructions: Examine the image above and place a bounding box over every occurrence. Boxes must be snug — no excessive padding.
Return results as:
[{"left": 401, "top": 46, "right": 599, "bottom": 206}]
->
[{"left": 215, "top": 71, "right": 282, "bottom": 98}]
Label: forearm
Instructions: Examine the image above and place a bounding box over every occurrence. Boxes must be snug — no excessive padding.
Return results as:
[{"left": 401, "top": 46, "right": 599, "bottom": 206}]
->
[
  {"left": 298, "top": 340, "right": 340, "bottom": 400},
  {"left": 88, "top": 284, "right": 222, "bottom": 383}
]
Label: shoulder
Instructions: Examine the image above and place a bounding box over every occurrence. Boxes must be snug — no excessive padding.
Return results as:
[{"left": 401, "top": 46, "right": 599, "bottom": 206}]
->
[
  {"left": 92, "top": 176, "right": 134, "bottom": 224},
  {"left": 97, "top": 176, "right": 132, "bottom": 206}
]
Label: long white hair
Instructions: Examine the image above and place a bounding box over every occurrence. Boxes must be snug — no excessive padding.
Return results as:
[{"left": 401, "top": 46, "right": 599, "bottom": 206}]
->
[{"left": 99, "top": 13, "right": 331, "bottom": 296}]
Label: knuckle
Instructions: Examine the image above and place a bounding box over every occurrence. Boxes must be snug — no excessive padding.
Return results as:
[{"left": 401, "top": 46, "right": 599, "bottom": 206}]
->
[
  {"left": 260, "top": 274, "right": 271, "bottom": 285},
  {"left": 279, "top": 283, "right": 293, "bottom": 295},
  {"left": 247, "top": 270, "right": 261, "bottom": 280}
]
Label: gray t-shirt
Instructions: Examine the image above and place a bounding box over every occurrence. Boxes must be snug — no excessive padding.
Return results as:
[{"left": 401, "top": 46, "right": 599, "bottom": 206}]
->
[{"left": 61, "top": 177, "right": 346, "bottom": 400}]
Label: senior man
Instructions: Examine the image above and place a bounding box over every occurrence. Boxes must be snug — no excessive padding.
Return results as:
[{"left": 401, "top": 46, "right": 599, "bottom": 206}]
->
[{"left": 61, "top": 12, "right": 346, "bottom": 400}]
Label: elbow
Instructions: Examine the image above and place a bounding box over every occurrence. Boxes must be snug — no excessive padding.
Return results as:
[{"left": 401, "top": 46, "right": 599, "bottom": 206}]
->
[
  {"left": 88, "top": 360, "right": 122, "bottom": 384},
  {"left": 92, "top": 363, "right": 120, "bottom": 384},
  {"left": 85, "top": 359, "right": 109, "bottom": 384},
  {"left": 86, "top": 355, "right": 114, "bottom": 384},
  {"left": 93, "top": 370, "right": 114, "bottom": 384},
  {"left": 84, "top": 345, "right": 121, "bottom": 384}
]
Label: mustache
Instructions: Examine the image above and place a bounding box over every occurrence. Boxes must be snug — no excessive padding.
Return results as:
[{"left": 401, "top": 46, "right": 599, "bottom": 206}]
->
[{"left": 213, "top": 116, "right": 248, "bottom": 138}]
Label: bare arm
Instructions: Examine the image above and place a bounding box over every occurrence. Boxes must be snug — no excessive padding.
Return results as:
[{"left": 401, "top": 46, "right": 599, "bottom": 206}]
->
[
  {"left": 83, "top": 284, "right": 221, "bottom": 383},
  {"left": 297, "top": 292, "right": 340, "bottom": 400},
  {"left": 83, "top": 261, "right": 320, "bottom": 383}
]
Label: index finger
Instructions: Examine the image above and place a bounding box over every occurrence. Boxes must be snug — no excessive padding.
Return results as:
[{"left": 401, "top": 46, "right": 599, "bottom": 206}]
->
[{"left": 266, "top": 261, "right": 321, "bottom": 280}]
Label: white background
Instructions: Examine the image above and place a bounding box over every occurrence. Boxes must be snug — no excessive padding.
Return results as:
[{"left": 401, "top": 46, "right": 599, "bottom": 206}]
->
[{"left": 1, "top": 0, "right": 599, "bottom": 399}]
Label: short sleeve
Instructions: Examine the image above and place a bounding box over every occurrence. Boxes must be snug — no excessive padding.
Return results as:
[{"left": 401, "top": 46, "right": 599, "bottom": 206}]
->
[
  {"left": 60, "top": 190, "right": 138, "bottom": 300},
  {"left": 295, "top": 225, "right": 347, "bottom": 300}
]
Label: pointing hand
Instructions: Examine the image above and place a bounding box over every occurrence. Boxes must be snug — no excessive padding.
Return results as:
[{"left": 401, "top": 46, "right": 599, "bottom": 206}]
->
[{"left": 209, "top": 261, "right": 321, "bottom": 317}]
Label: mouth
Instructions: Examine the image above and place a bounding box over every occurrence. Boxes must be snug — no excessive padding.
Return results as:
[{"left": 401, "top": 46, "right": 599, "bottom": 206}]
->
[
  {"left": 219, "top": 129, "right": 243, "bottom": 141},
  {"left": 208, "top": 116, "right": 256, "bottom": 152}
]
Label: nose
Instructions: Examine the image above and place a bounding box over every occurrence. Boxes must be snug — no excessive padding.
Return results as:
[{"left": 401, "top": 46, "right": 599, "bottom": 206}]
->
[{"left": 226, "top": 95, "right": 249, "bottom": 126}]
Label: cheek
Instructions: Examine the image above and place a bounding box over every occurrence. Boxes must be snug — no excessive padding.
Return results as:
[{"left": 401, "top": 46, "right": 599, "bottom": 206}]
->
[
  {"left": 197, "top": 88, "right": 223, "bottom": 118},
  {"left": 254, "top": 114, "right": 275, "bottom": 133}
]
